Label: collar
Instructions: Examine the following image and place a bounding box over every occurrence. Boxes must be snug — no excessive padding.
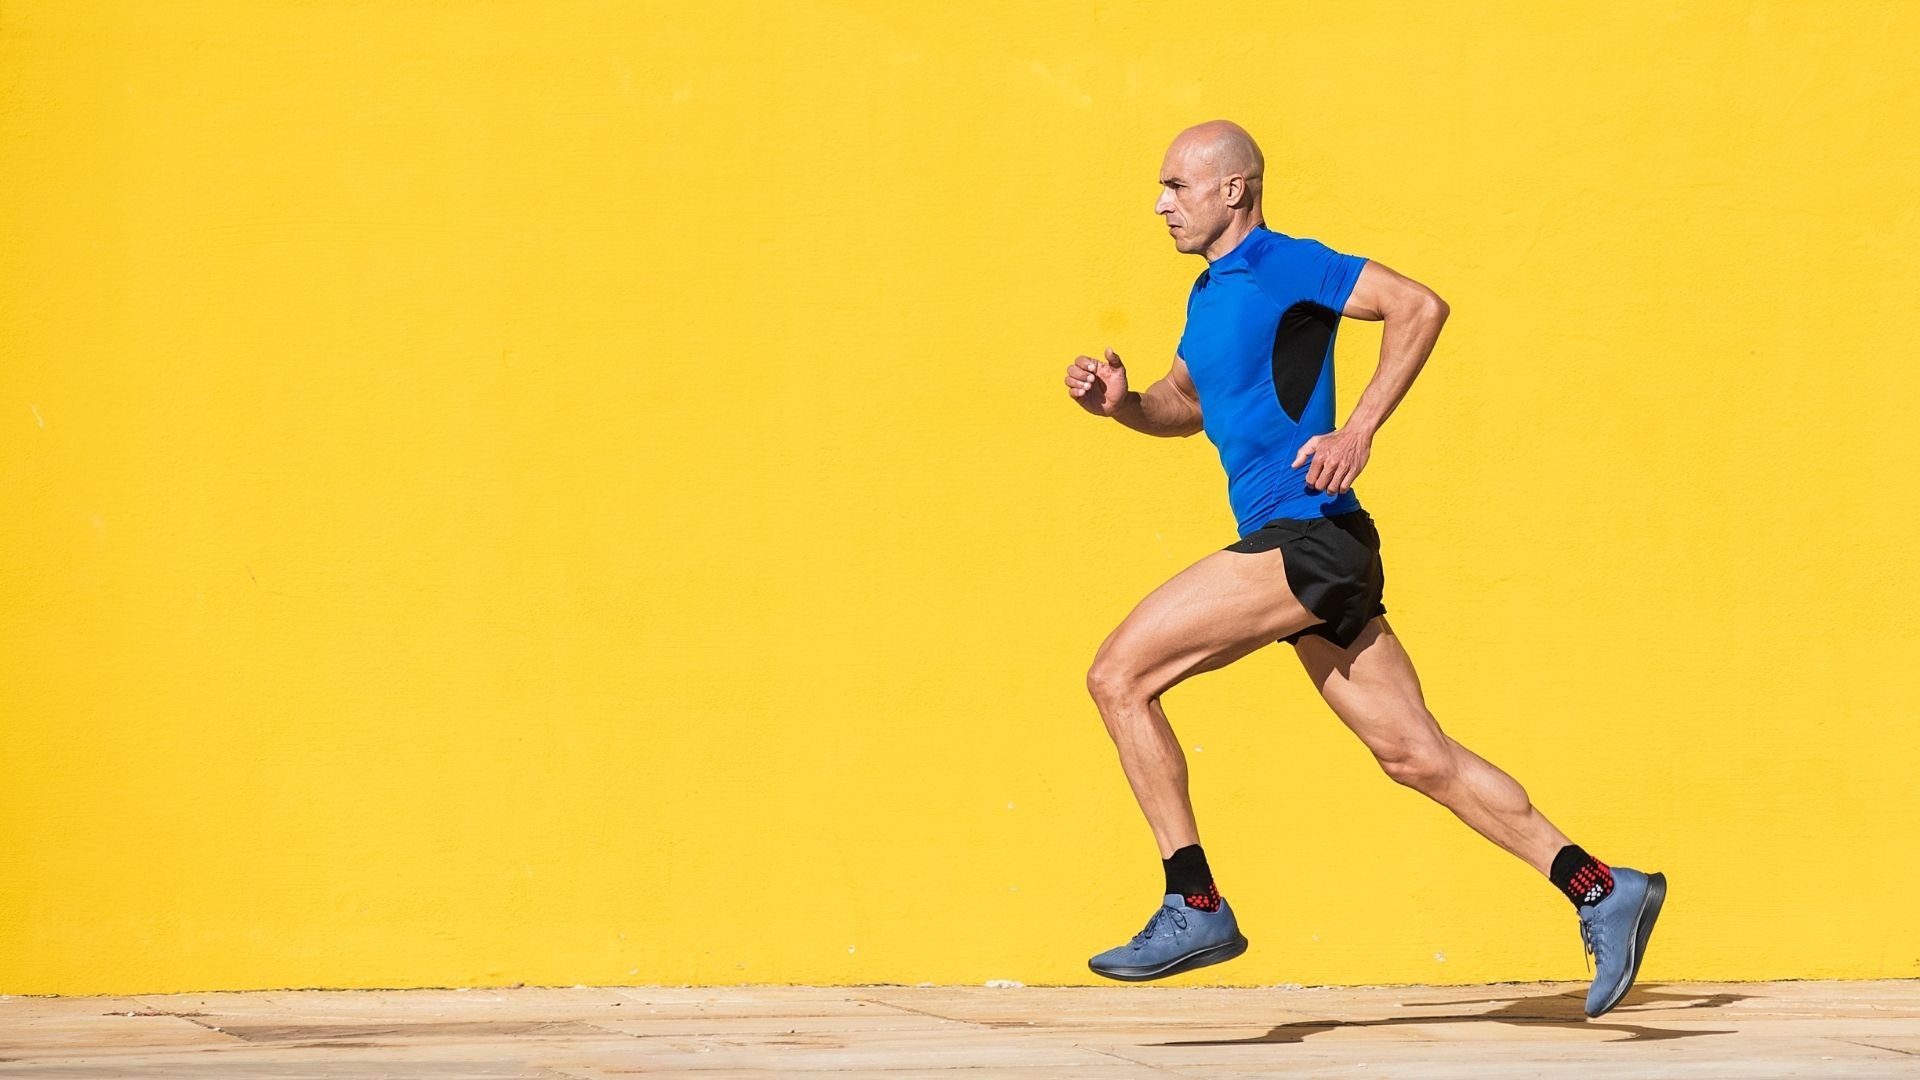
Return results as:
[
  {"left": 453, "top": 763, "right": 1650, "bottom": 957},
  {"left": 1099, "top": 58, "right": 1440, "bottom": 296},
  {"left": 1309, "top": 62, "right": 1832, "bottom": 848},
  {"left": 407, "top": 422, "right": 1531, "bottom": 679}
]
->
[{"left": 1208, "top": 222, "right": 1272, "bottom": 267}]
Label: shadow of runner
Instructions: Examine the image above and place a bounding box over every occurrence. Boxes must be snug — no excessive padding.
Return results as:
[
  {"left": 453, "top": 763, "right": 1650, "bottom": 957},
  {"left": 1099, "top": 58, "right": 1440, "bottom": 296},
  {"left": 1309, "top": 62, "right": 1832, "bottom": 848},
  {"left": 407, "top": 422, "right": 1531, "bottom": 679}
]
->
[{"left": 1158, "top": 985, "right": 1745, "bottom": 1045}]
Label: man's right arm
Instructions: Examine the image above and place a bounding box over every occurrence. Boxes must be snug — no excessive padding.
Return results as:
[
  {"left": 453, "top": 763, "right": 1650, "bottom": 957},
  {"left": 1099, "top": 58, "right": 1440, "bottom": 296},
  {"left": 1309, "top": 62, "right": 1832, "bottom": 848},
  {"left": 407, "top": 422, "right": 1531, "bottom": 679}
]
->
[{"left": 1112, "top": 355, "right": 1203, "bottom": 438}]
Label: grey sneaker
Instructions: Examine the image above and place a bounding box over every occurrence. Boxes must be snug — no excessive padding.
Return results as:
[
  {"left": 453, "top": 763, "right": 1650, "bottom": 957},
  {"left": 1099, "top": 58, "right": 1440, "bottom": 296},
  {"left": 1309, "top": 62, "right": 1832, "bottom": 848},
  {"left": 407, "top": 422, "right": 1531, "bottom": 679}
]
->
[
  {"left": 1577, "top": 866, "right": 1667, "bottom": 1017},
  {"left": 1088, "top": 893, "right": 1249, "bottom": 981}
]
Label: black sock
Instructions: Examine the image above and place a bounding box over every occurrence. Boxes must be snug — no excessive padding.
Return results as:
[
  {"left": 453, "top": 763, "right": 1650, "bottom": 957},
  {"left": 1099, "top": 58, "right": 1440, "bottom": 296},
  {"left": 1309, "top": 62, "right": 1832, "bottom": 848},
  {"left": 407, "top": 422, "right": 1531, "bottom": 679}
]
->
[
  {"left": 1162, "top": 843, "right": 1222, "bottom": 911},
  {"left": 1550, "top": 843, "right": 1615, "bottom": 908}
]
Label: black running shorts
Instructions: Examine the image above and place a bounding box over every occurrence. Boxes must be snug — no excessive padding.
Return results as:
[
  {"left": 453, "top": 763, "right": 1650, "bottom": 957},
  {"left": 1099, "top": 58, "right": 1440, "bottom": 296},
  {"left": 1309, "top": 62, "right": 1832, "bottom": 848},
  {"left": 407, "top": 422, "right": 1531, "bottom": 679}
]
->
[{"left": 1221, "top": 508, "right": 1386, "bottom": 650}]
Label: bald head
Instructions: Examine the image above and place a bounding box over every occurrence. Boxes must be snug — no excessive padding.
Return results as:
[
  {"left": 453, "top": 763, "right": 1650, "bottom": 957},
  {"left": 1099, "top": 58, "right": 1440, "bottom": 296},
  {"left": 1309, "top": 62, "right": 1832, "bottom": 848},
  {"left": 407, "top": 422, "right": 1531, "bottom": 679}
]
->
[
  {"left": 1155, "top": 120, "right": 1267, "bottom": 260},
  {"left": 1169, "top": 120, "right": 1264, "bottom": 203}
]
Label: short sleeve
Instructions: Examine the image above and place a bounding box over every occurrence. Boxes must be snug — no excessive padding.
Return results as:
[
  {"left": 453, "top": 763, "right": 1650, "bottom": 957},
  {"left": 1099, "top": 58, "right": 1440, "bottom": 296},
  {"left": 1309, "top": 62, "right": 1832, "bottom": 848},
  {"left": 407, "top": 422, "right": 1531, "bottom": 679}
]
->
[{"left": 1302, "top": 238, "right": 1369, "bottom": 314}]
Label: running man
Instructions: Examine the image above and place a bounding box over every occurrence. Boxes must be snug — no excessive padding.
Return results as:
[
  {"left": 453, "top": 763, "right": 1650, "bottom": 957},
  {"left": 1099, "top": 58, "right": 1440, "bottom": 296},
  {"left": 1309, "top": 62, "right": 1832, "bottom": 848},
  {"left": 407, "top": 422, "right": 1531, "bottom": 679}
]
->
[{"left": 1062, "top": 120, "right": 1665, "bottom": 1018}]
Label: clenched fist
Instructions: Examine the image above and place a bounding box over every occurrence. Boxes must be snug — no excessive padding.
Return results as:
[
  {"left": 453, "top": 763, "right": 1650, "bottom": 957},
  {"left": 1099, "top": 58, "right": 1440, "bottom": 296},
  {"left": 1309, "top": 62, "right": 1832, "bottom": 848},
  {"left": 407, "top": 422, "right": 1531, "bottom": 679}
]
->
[{"left": 1065, "top": 347, "right": 1130, "bottom": 417}]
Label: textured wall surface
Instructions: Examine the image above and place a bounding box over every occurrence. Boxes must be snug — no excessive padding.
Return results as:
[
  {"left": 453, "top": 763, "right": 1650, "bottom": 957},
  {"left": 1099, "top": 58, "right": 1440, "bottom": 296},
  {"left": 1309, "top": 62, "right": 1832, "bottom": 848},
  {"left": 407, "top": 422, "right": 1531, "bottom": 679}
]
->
[{"left": 3, "top": 1, "right": 1916, "bottom": 994}]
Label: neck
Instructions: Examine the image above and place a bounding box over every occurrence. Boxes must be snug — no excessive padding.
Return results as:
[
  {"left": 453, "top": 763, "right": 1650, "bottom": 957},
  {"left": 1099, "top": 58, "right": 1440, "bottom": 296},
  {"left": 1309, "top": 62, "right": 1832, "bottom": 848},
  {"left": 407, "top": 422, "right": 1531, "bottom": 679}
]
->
[{"left": 1202, "top": 211, "right": 1264, "bottom": 263}]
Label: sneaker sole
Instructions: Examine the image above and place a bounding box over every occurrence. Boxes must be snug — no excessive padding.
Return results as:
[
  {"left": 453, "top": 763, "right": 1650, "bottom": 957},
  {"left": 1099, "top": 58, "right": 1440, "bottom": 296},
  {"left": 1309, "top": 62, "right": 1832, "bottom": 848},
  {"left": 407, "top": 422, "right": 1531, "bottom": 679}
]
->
[
  {"left": 1587, "top": 871, "right": 1666, "bottom": 1017},
  {"left": 1088, "top": 933, "right": 1250, "bottom": 982}
]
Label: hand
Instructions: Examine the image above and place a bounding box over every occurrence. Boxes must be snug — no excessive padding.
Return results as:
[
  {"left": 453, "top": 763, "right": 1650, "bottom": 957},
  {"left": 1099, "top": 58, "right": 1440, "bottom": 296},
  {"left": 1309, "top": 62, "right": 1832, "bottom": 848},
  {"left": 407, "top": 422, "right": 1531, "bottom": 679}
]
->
[
  {"left": 1065, "top": 347, "right": 1131, "bottom": 417},
  {"left": 1292, "top": 426, "right": 1372, "bottom": 494}
]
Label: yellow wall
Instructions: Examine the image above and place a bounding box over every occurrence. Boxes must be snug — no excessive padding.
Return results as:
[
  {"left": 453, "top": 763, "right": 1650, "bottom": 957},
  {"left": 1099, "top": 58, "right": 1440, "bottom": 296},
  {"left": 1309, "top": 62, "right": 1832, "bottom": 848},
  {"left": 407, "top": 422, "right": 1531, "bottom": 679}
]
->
[{"left": 4, "top": 1, "right": 1917, "bottom": 995}]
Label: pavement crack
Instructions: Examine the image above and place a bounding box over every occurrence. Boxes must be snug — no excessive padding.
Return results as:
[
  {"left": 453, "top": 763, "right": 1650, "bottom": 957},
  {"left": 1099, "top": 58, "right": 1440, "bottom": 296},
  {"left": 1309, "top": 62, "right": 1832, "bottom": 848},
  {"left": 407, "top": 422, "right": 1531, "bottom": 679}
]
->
[
  {"left": 1088, "top": 1045, "right": 1193, "bottom": 1076},
  {"left": 177, "top": 1016, "right": 247, "bottom": 1041},
  {"left": 1833, "top": 1038, "right": 1920, "bottom": 1057},
  {"left": 852, "top": 997, "right": 976, "bottom": 1025}
]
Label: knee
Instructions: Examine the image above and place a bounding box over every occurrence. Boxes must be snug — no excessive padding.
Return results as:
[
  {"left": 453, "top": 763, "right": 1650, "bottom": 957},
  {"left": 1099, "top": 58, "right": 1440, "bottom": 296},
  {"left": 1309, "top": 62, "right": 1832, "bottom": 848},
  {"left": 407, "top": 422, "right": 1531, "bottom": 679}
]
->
[
  {"left": 1375, "top": 727, "right": 1455, "bottom": 792},
  {"left": 1085, "top": 653, "right": 1149, "bottom": 711}
]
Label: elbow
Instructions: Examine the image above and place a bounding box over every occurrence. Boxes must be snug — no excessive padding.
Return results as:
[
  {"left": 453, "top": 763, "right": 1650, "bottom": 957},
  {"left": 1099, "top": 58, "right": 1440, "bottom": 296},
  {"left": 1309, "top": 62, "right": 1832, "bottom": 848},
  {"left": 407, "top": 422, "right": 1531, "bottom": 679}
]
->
[{"left": 1387, "top": 288, "right": 1448, "bottom": 326}]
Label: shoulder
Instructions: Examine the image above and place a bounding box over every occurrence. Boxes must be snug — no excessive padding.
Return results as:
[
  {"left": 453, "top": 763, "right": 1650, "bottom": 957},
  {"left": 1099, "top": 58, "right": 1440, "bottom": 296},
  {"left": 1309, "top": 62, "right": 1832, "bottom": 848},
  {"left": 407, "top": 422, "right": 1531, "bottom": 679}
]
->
[
  {"left": 1244, "top": 230, "right": 1338, "bottom": 272},
  {"left": 1246, "top": 230, "right": 1365, "bottom": 311},
  {"left": 1241, "top": 231, "right": 1321, "bottom": 305}
]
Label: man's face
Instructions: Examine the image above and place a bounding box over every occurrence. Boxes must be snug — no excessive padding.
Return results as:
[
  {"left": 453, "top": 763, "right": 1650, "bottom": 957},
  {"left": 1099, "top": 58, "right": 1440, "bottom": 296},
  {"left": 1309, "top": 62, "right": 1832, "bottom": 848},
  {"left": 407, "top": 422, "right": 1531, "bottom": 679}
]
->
[{"left": 1154, "top": 143, "right": 1227, "bottom": 255}]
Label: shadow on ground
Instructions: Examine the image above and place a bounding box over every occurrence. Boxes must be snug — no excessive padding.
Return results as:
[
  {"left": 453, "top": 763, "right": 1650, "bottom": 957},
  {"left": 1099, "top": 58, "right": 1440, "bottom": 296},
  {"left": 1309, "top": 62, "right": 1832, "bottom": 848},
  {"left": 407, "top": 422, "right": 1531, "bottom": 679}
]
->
[{"left": 1159, "top": 984, "right": 1745, "bottom": 1045}]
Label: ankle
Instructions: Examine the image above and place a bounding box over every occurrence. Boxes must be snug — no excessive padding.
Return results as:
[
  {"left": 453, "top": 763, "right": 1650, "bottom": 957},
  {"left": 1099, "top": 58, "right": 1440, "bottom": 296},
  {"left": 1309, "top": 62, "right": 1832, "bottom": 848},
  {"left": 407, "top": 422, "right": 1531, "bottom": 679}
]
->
[
  {"left": 1549, "top": 843, "right": 1614, "bottom": 909},
  {"left": 1164, "top": 844, "right": 1223, "bottom": 911}
]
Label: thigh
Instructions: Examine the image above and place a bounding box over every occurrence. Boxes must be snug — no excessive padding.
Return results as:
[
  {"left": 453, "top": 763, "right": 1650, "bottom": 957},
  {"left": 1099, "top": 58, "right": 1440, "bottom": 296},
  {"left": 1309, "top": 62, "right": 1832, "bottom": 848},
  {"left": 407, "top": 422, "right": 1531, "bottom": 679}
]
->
[
  {"left": 1093, "top": 546, "right": 1320, "bottom": 700},
  {"left": 1292, "top": 616, "right": 1446, "bottom": 759}
]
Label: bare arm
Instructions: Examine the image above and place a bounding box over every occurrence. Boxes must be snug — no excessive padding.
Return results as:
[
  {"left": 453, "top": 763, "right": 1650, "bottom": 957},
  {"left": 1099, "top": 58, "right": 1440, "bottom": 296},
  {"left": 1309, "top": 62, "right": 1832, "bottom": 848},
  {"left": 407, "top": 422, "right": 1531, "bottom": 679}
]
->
[
  {"left": 1112, "top": 354, "right": 1203, "bottom": 438},
  {"left": 1291, "top": 261, "right": 1449, "bottom": 494},
  {"left": 1065, "top": 349, "right": 1203, "bottom": 437},
  {"left": 1338, "top": 260, "right": 1449, "bottom": 438}
]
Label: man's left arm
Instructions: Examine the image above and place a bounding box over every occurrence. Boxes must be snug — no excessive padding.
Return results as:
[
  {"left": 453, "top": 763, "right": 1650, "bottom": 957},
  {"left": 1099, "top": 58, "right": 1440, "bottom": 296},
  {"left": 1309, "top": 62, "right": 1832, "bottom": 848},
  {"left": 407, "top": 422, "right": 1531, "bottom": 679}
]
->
[{"left": 1292, "top": 260, "right": 1450, "bottom": 496}]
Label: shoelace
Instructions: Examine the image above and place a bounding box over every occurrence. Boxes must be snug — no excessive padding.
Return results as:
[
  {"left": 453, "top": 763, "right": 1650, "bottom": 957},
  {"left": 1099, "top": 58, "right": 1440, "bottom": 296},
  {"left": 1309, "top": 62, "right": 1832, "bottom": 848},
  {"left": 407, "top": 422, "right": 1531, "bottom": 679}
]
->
[
  {"left": 1132, "top": 905, "right": 1188, "bottom": 945},
  {"left": 1578, "top": 914, "right": 1599, "bottom": 975}
]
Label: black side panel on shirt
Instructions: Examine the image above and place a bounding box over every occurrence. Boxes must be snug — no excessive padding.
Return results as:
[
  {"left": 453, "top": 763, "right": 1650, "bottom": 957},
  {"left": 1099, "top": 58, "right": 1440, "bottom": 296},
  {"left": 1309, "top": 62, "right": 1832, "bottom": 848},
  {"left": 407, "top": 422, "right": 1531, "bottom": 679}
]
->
[{"left": 1271, "top": 301, "right": 1337, "bottom": 424}]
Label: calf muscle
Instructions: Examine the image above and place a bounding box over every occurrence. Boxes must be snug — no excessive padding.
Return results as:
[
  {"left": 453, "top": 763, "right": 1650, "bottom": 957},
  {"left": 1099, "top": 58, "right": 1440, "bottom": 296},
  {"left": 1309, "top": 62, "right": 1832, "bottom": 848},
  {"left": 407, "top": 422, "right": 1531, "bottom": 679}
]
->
[{"left": 1089, "top": 546, "right": 1321, "bottom": 857}]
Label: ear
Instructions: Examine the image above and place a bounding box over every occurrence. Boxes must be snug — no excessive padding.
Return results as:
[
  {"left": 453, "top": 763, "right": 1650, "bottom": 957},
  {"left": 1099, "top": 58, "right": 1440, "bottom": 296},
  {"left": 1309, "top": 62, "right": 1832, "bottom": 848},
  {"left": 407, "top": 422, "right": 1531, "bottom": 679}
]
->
[{"left": 1222, "top": 175, "right": 1246, "bottom": 208}]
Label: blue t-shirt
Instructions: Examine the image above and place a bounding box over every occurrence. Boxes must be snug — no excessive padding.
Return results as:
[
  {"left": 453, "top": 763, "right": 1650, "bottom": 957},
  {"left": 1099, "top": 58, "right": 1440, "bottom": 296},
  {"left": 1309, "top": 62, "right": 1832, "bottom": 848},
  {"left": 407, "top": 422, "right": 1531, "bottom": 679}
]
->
[{"left": 1176, "top": 224, "right": 1370, "bottom": 537}]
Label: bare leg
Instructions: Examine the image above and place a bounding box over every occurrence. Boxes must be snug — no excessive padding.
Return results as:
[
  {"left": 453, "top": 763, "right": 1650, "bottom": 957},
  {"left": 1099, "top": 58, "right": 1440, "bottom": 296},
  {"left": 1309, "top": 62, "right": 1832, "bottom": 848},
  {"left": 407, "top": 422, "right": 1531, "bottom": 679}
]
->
[
  {"left": 1089, "top": 546, "right": 1322, "bottom": 859},
  {"left": 1293, "top": 617, "right": 1572, "bottom": 877},
  {"left": 1108, "top": 696, "right": 1203, "bottom": 859}
]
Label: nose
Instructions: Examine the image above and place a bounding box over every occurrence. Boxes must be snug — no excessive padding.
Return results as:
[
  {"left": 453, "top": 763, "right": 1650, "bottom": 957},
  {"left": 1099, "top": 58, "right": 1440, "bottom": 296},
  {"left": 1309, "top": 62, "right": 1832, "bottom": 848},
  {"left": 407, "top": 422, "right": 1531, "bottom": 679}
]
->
[{"left": 1154, "top": 188, "right": 1173, "bottom": 215}]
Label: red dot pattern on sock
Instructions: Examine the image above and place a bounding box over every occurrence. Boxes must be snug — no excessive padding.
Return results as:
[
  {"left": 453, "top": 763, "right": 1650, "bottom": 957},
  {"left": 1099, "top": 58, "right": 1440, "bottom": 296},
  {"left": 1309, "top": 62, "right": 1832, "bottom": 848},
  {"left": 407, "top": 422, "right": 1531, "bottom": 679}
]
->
[
  {"left": 1568, "top": 859, "right": 1614, "bottom": 905},
  {"left": 1183, "top": 882, "right": 1222, "bottom": 912}
]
